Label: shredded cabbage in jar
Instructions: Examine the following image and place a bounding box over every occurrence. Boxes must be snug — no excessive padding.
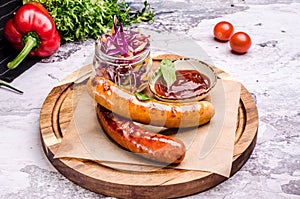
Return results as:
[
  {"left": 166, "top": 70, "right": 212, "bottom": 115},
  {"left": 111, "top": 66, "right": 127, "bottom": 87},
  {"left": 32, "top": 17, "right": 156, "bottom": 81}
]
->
[{"left": 99, "top": 16, "right": 150, "bottom": 57}]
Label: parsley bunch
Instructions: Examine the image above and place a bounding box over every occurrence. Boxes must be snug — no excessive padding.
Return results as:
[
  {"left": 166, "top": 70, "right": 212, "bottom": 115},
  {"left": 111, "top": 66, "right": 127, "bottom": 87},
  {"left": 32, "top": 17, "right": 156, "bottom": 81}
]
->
[{"left": 25, "top": 0, "right": 154, "bottom": 42}]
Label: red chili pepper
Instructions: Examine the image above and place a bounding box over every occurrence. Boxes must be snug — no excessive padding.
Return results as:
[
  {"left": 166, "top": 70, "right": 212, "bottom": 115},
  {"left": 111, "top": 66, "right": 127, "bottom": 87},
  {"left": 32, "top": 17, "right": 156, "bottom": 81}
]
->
[{"left": 4, "top": 2, "right": 60, "bottom": 69}]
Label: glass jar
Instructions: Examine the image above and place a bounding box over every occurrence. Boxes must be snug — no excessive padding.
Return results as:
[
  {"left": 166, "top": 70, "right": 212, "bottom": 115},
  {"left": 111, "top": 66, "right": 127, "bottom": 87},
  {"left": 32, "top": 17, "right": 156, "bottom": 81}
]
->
[{"left": 92, "top": 38, "right": 152, "bottom": 93}]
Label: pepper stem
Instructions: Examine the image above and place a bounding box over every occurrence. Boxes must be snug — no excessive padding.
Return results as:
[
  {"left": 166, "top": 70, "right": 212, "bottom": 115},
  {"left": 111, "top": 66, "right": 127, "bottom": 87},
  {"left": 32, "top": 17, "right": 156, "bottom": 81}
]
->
[{"left": 7, "top": 35, "right": 37, "bottom": 69}]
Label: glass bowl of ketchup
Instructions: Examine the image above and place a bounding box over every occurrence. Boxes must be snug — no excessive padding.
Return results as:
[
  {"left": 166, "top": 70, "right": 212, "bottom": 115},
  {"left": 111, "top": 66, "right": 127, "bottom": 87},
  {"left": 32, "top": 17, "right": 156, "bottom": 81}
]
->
[{"left": 149, "top": 58, "right": 217, "bottom": 102}]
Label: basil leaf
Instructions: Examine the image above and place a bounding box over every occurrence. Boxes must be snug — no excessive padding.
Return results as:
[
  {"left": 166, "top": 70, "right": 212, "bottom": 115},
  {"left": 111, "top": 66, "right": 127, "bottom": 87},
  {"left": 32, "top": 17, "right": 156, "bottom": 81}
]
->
[
  {"left": 135, "top": 92, "right": 152, "bottom": 101},
  {"left": 160, "top": 59, "right": 176, "bottom": 88}
]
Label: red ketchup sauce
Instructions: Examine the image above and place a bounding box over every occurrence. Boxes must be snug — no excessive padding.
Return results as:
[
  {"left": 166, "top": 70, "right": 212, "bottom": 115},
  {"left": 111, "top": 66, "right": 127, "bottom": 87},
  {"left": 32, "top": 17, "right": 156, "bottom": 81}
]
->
[{"left": 154, "top": 69, "right": 210, "bottom": 99}]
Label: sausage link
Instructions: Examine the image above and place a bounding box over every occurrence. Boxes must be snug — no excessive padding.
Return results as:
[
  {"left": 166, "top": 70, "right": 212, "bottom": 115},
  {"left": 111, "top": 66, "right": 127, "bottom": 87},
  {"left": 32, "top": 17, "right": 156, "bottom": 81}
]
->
[
  {"left": 87, "top": 76, "right": 215, "bottom": 128},
  {"left": 97, "top": 105, "right": 186, "bottom": 164}
]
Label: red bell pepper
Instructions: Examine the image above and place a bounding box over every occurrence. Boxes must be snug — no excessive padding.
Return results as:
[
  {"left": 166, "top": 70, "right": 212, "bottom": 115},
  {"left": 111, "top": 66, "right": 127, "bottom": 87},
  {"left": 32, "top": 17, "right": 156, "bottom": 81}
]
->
[{"left": 4, "top": 2, "right": 61, "bottom": 69}]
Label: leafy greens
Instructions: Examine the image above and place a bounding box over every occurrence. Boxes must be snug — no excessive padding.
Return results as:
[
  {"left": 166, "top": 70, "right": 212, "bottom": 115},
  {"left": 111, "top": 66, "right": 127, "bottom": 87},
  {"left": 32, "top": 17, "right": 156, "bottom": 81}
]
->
[
  {"left": 153, "top": 59, "right": 177, "bottom": 89},
  {"left": 135, "top": 92, "right": 152, "bottom": 101},
  {"left": 24, "top": 0, "right": 154, "bottom": 42}
]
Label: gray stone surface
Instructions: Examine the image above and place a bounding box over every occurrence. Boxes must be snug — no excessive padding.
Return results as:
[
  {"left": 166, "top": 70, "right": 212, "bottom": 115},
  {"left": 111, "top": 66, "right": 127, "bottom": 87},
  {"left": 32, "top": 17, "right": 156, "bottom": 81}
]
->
[{"left": 0, "top": 0, "right": 299, "bottom": 198}]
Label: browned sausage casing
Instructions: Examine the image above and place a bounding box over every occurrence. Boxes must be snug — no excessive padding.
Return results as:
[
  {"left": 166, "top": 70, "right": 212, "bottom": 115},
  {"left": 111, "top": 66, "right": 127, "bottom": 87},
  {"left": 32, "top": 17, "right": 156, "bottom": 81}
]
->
[
  {"left": 87, "top": 76, "right": 215, "bottom": 128},
  {"left": 97, "top": 105, "right": 186, "bottom": 164}
]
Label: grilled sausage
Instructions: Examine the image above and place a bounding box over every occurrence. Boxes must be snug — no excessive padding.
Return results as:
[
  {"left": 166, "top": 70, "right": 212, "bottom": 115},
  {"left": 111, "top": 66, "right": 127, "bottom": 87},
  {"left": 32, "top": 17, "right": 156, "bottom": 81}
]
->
[
  {"left": 87, "top": 76, "right": 215, "bottom": 128},
  {"left": 97, "top": 105, "right": 186, "bottom": 164}
]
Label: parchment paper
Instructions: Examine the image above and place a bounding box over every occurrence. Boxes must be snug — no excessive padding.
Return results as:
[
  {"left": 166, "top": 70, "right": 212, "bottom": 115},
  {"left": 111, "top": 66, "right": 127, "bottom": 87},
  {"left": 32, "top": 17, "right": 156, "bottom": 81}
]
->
[{"left": 55, "top": 78, "right": 241, "bottom": 178}]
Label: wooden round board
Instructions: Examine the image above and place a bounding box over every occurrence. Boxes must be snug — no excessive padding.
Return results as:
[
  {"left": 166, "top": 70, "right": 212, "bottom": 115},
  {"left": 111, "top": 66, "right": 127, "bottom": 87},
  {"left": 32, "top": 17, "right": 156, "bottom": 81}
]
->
[{"left": 40, "top": 54, "right": 258, "bottom": 199}]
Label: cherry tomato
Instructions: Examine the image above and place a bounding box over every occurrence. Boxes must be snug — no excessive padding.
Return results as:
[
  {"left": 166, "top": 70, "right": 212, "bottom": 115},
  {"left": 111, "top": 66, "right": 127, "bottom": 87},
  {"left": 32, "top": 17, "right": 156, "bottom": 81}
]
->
[
  {"left": 213, "top": 21, "right": 234, "bottom": 41},
  {"left": 229, "top": 32, "right": 252, "bottom": 54}
]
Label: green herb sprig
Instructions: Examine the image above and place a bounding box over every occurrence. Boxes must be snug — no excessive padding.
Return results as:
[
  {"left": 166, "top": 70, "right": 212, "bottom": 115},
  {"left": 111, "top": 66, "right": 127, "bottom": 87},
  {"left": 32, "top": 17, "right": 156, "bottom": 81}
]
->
[
  {"left": 24, "top": 0, "right": 154, "bottom": 42},
  {"left": 153, "top": 59, "right": 177, "bottom": 89},
  {"left": 135, "top": 92, "right": 152, "bottom": 101}
]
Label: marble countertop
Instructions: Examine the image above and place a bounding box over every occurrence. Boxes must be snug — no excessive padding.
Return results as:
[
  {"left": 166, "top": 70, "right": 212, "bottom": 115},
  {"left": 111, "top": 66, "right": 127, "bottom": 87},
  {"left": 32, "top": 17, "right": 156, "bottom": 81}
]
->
[{"left": 1, "top": 0, "right": 299, "bottom": 198}]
